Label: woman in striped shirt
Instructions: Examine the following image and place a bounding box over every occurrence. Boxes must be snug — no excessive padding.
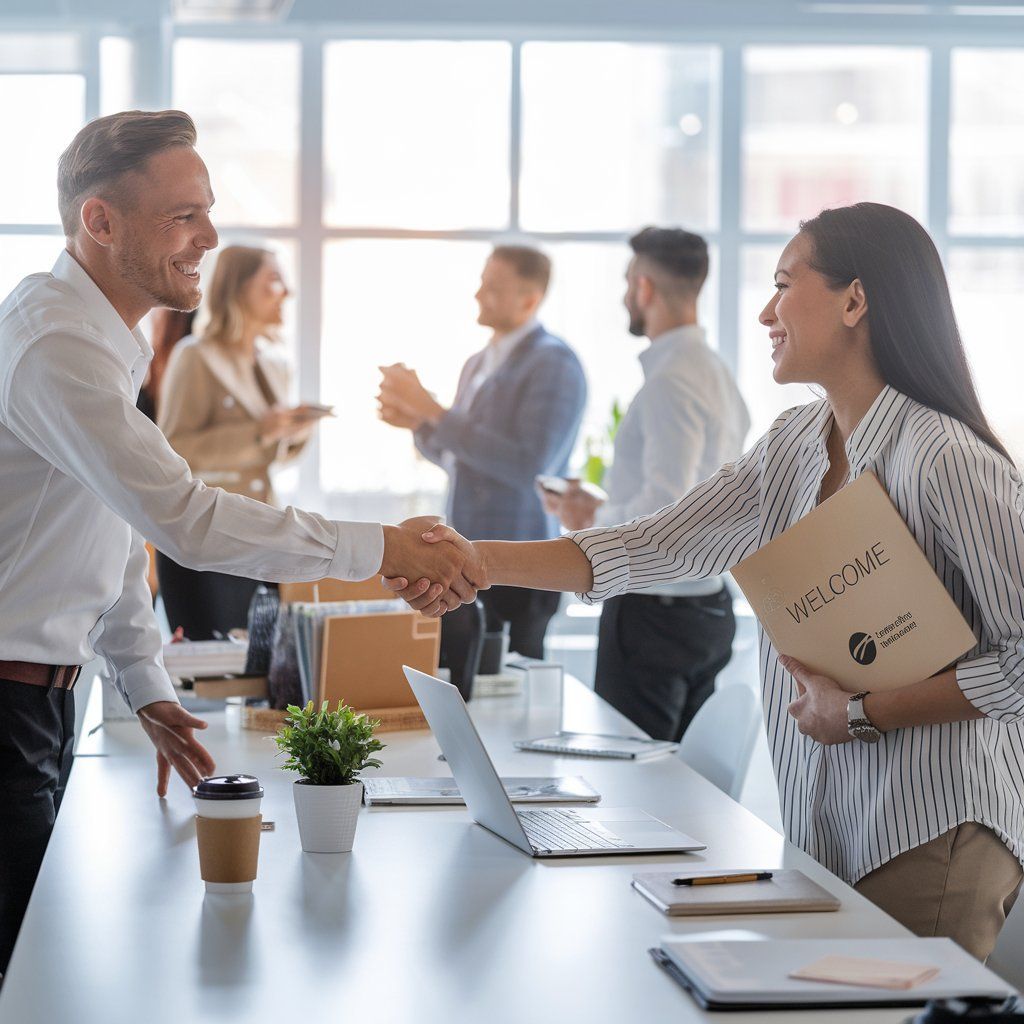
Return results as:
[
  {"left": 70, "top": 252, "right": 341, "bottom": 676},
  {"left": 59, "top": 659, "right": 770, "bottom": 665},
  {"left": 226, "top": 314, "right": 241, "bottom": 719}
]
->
[{"left": 389, "top": 203, "right": 1024, "bottom": 960}]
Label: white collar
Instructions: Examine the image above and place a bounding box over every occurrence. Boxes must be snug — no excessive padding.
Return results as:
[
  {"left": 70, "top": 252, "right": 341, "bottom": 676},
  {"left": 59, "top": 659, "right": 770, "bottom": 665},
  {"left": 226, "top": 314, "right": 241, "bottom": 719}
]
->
[
  {"left": 51, "top": 250, "right": 154, "bottom": 365},
  {"left": 639, "top": 324, "right": 706, "bottom": 377}
]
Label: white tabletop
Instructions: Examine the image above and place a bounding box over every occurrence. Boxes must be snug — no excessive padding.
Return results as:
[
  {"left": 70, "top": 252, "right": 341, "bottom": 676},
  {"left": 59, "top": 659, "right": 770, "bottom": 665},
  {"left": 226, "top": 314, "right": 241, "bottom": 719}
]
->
[{"left": 0, "top": 679, "right": 924, "bottom": 1024}]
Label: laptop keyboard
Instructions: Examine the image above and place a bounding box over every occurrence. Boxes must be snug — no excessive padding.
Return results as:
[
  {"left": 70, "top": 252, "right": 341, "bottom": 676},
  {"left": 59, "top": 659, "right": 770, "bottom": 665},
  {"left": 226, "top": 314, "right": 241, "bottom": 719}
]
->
[{"left": 517, "top": 808, "right": 635, "bottom": 853}]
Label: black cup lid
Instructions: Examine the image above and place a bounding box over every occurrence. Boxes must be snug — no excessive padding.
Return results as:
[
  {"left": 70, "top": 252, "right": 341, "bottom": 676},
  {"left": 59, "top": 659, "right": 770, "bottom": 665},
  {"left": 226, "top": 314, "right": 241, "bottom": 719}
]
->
[{"left": 193, "top": 774, "right": 263, "bottom": 800}]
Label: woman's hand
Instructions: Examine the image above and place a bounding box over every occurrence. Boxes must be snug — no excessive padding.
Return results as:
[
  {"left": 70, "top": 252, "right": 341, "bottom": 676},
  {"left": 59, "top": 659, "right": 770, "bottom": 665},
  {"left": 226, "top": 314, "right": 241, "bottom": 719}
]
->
[
  {"left": 382, "top": 523, "right": 490, "bottom": 617},
  {"left": 259, "top": 405, "right": 304, "bottom": 444},
  {"left": 781, "top": 655, "right": 853, "bottom": 745}
]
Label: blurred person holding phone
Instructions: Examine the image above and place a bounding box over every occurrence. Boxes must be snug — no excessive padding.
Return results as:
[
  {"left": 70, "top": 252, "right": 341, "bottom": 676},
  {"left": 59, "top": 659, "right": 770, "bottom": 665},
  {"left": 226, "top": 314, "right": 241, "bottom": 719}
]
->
[
  {"left": 157, "top": 245, "right": 331, "bottom": 639},
  {"left": 377, "top": 246, "right": 586, "bottom": 659},
  {"left": 539, "top": 228, "right": 749, "bottom": 742}
]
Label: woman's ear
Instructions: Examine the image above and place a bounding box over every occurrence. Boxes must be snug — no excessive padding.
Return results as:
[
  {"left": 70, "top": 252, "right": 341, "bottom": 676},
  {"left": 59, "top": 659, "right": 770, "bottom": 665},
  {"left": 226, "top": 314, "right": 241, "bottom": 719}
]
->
[{"left": 842, "top": 278, "right": 868, "bottom": 328}]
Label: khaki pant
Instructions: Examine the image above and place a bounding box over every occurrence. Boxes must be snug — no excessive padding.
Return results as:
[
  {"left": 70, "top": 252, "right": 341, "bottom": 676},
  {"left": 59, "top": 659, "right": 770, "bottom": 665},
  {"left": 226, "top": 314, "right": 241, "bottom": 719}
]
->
[{"left": 855, "top": 822, "right": 1023, "bottom": 961}]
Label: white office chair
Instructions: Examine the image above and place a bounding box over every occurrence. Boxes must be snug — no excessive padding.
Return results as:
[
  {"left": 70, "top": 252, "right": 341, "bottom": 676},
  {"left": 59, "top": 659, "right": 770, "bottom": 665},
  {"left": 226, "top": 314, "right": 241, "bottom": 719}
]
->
[{"left": 677, "top": 683, "right": 763, "bottom": 801}]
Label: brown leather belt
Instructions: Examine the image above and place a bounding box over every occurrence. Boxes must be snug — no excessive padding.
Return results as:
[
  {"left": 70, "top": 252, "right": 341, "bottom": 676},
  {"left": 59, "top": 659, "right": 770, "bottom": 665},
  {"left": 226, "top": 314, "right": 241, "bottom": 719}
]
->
[{"left": 0, "top": 661, "right": 82, "bottom": 690}]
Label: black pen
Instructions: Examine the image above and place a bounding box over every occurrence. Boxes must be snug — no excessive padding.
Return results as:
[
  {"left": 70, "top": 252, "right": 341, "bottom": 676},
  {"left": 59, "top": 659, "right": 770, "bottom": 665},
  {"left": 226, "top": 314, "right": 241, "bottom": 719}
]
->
[{"left": 672, "top": 871, "right": 773, "bottom": 887}]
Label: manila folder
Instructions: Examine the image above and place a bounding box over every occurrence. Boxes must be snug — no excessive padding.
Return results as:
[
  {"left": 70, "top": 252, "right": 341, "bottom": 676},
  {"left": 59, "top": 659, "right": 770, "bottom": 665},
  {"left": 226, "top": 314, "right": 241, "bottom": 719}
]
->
[{"left": 730, "top": 471, "right": 976, "bottom": 692}]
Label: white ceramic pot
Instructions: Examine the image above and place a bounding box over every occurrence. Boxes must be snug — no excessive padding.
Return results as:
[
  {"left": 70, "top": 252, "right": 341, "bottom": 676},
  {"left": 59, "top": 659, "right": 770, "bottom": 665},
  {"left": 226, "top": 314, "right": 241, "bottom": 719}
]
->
[{"left": 292, "top": 780, "right": 363, "bottom": 853}]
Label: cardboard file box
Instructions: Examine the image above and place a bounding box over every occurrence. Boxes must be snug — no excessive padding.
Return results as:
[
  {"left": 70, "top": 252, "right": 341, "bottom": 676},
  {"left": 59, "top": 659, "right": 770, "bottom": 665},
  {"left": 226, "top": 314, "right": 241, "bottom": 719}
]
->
[
  {"left": 278, "top": 576, "right": 439, "bottom": 731},
  {"left": 319, "top": 612, "right": 440, "bottom": 717}
]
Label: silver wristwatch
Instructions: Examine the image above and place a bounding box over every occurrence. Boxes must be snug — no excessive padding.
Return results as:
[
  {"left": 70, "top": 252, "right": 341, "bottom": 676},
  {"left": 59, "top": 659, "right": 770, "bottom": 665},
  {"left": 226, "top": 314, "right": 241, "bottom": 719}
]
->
[{"left": 847, "top": 691, "right": 881, "bottom": 743}]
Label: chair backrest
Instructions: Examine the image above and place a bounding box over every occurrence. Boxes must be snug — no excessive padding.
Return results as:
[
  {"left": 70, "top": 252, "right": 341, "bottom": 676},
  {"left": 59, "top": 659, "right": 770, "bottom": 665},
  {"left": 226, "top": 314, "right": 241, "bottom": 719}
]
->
[{"left": 677, "top": 684, "right": 763, "bottom": 801}]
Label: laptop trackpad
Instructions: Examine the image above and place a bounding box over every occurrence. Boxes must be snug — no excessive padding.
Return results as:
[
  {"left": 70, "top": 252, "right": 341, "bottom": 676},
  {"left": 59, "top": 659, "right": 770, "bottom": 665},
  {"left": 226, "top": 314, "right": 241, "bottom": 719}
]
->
[{"left": 610, "top": 819, "right": 674, "bottom": 836}]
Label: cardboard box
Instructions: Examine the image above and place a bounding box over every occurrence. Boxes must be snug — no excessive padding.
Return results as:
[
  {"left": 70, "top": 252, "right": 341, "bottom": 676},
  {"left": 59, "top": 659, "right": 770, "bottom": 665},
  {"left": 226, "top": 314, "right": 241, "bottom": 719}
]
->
[
  {"left": 279, "top": 576, "right": 438, "bottom": 725},
  {"left": 731, "top": 471, "right": 977, "bottom": 692}
]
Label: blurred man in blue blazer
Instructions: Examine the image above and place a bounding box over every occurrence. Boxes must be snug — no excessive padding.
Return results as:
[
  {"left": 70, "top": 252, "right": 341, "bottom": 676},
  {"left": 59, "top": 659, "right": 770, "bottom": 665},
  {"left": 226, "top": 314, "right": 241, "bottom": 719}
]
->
[{"left": 378, "top": 246, "right": 586, "bottom": 657}]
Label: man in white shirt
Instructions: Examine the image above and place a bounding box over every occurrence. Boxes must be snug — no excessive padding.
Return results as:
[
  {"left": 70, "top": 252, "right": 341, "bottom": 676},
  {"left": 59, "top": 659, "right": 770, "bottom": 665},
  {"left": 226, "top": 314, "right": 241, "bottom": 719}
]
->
[
  {"left": 0, "top": 109, "right": 476, "bottom": 971},
  {"left": 542, "top": 228, "right": 750, "bottom": 741}
]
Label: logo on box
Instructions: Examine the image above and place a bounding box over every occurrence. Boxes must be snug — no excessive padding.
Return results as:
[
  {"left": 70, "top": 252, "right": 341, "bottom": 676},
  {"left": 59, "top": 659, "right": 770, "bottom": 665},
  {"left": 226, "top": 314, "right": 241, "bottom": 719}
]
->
[{"left": 848, "top": 632, "right": 877, "bottom": 666}]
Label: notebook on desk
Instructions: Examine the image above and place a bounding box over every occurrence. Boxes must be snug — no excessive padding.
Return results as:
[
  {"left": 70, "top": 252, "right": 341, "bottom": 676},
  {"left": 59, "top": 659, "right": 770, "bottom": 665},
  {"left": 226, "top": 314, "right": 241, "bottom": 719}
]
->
[
  {"left": 632, "top": 868, "right": 840, "bottom": 916},
  {"left": 649, "top": 937, "right": 1012, "bottom": 1011}
]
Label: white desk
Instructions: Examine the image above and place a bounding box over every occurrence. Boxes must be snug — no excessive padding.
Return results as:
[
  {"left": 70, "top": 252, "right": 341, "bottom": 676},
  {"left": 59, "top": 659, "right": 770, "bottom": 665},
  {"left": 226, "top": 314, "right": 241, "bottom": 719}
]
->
[{"left": 0, "top": 679, "right": 927, "bottom": 1024}]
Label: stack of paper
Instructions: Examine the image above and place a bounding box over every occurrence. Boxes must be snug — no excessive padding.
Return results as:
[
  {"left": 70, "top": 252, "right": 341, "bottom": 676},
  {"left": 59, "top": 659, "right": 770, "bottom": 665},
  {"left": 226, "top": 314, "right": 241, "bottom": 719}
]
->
[
  {"left": 162, "top": 640, "right": 248, "bottom": 679},
  {"left": 291, "top": 599, "right": 407, "bottom": 703}
]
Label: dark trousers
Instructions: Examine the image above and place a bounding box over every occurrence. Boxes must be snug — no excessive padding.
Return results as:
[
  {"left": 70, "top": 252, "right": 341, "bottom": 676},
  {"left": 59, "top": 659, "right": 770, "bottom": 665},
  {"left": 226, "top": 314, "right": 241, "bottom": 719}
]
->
[
  {"left": 156, "top": 551, "right": 263, "bottom": 641},
  {"left": 0, "top": 680, "right": 75, "bottom": 974},
  {"left": 479, "top": 586, "right": 561, "bottom": 660},
  {"left": 594, "top": 588, "right": 736, "bottom": 742}
]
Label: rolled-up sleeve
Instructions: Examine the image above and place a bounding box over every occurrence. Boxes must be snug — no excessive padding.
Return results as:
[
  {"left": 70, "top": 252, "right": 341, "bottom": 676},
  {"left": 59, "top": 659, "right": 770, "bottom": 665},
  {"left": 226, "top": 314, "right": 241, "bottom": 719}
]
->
[
  {"left": 3, "top": 332, "right": 384, "bottom": 584},
  {"left": 569, "top": 433, "right": 766, "bottom": 604},
  {"left": 926, "top": 442, "right": 1024, "bottom": 722}
]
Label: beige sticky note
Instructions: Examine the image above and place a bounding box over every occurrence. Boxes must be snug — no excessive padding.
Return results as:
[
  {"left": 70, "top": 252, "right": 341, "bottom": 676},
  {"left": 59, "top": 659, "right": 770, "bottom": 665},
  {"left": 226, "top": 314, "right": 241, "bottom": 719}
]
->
[{"left": 790, "top": 954, "right": 940, "bottom": 991}]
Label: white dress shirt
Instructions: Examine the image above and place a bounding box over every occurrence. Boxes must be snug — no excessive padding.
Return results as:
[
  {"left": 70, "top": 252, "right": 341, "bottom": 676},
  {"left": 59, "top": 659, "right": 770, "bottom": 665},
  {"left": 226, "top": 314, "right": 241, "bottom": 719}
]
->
[
  {"left": 0, "top": 251, "right": 383, "bottom": 711},
  {"left": 572, "top": 385, "right": 1024, "bottom": 884},
  {"left": 598, "top": 324, "right": 749, "bottom": 596}
]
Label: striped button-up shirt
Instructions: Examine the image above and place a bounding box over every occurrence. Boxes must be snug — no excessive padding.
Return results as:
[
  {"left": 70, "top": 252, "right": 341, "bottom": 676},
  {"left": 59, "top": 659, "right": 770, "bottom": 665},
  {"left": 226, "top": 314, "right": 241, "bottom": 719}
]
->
[{"left": 571, "top": 385, "right": 1024, "bottom": 884}]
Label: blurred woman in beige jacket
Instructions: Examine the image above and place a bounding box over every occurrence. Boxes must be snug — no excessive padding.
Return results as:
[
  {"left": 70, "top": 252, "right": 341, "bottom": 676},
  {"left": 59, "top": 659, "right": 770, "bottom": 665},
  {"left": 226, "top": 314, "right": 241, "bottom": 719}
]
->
[{"left": 157, "top": 245, "right": 324, "bottom": 639}]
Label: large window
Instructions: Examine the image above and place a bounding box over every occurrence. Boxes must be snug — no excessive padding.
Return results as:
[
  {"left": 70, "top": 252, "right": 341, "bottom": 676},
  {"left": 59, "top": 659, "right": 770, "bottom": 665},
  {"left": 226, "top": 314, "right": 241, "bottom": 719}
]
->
[
  {"left": 6, "top": 25, "right": 1020, "bottom": 522},
  {"left": 173, "top": 39, "right": 300, "bottom": 227},
  {"left": 324, "top": 41, "right": 511, "bottom": 230},
  {"left": 743, "top": 47, "right": 928, "bottom": 233},
  {"left": 520, "top": 43, "right": 719, "bottom": 232}
]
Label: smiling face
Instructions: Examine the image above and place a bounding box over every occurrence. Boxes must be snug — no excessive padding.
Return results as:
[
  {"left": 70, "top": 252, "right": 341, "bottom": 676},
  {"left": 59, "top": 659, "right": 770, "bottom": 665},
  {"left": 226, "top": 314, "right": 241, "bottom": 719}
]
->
[
  {"left": 474, "top": 256, "right": 542, "bottom": 333},
  {"left": 108, "top": 145, "right": 218, "bottom": 313},
  {"left": 242, "top": 254, "right": 290, "bottom": 330},
  {"left": 758, "top": 232, "right": 856, "bottom": 387}
]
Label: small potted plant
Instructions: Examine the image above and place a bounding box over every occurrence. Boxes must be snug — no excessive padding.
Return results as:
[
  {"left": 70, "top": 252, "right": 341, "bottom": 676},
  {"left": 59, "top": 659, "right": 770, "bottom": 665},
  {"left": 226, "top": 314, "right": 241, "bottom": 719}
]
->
[{"left": 274, "top": 700, "right": 384, "bottom": 853}]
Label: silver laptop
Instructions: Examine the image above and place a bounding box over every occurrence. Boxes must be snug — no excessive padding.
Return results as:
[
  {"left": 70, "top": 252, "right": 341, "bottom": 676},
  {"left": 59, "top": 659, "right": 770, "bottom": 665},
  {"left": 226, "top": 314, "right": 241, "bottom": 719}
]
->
[{"left": 404, "top": 667, "right": 707, "bottom": 859}]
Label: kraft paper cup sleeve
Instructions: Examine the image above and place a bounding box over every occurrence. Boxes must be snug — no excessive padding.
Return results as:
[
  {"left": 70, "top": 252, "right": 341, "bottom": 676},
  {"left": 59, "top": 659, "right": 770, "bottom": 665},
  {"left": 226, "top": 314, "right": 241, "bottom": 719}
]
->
[{"left": 195, "top": 815, "right": 262, "bottom": 884}]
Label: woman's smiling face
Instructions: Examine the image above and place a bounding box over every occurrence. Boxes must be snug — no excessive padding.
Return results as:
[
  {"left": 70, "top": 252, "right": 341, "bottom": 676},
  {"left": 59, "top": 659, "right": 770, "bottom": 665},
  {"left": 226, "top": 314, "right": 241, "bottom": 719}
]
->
[{"left": 759, "top": 232, "right": 854, "bottom": 387}]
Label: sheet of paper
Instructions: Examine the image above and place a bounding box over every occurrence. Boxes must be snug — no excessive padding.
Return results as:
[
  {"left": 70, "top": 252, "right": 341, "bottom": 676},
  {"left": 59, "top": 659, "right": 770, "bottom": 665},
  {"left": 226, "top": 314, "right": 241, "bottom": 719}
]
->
[{"left": 789, "top": 954, "right": 940, "bottom": 991}]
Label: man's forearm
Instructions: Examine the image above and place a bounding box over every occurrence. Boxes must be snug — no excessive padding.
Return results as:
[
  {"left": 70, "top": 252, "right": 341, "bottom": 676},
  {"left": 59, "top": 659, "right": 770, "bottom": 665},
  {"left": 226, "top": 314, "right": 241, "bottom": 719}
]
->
[
  {"left": 864, "top": 667, "right": 984, "bottom": 732},
  {"left": 477, "top": 538, "right": 593, "bottom": 593}
]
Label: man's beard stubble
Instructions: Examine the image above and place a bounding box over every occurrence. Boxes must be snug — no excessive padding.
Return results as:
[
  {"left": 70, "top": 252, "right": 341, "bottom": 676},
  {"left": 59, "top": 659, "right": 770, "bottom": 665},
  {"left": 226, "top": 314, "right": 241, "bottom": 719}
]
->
[{"left": 115, "top": 231, "right": 201, "bottom": 313}]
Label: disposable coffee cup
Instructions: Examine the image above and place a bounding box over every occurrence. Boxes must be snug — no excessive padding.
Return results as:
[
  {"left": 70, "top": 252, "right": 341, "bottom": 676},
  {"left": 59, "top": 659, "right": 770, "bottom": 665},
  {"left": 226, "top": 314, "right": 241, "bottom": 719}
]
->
[{"left": 193, "top": 774, "right": 264, "bottom": 894}]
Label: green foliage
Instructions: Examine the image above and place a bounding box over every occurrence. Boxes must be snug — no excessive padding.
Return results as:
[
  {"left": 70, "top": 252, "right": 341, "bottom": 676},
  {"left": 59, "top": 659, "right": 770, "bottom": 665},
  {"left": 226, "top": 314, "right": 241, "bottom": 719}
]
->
[
  {"left": 274, "top": 701, "right": 385, "bottom": 786},
  {"left": 581, "top": 399, "right": 624, "bottom": 486}
]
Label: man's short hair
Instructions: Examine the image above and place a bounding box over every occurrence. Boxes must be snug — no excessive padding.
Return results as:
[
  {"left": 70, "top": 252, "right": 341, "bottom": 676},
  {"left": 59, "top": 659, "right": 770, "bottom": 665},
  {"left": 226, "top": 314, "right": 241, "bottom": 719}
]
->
[
  {"left": 490, "top": 245, "right": 552, "bottom": 295},
  {"left": 628, "top": 226, "right": 709, "bottom": 296},
  {"left": 57, "top": 109, "right": 198, "bottom": 236}
]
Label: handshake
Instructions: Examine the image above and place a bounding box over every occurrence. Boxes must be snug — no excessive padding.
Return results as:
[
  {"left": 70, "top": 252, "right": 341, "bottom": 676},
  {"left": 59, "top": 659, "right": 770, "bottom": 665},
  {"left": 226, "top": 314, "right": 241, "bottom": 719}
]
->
[{"left": 379, "top": 516, "right": 488, "bottom": 616}]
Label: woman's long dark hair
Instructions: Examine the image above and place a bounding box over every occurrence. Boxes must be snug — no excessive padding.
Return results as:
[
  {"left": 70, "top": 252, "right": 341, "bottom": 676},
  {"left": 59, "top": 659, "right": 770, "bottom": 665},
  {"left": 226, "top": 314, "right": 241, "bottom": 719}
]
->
[{"left": 800, "top": 202, "right": 1010, "bottom": 462}]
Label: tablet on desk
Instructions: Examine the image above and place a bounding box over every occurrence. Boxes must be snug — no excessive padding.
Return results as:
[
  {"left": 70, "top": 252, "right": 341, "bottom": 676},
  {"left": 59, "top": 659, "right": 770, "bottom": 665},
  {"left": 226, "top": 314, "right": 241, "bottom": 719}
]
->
[{"left": 515, "top": 732, "right": 678, "bottom": 760}]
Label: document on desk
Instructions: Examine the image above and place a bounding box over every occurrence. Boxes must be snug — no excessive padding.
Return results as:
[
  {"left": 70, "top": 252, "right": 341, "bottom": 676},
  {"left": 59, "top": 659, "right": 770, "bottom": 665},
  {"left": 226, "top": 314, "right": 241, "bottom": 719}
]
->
[
  {"left": 362, "top": 775, "right": 600, "bottom": 805},
  {"left": 632, "top": 868, "right": 840, "bottom": 916},
  {"left": 730, "top": 471, "right": 978, "bottom": 692},
  {"left": 648, "top": 937, "right": 1012, "bottom": 1010},
  {"left": 162, "top": 640, "right": 248, "bottom": 678}
]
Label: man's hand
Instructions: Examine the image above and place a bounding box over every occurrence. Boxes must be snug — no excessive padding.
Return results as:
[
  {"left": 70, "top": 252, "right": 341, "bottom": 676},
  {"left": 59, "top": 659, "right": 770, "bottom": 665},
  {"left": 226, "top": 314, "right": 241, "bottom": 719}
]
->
[
  {"left": 380, "top": 517, "right": 487, "bottom": 615},
  {"left": 538, "top": 479, "right": 603, "bottom": 531},
  {"left": 382, "top": 523, "right": 490, "bottom": 617},
  {"left": 377, "top": 400, "right": 424, "bottom": 431},
  {"left": 378, "top": 364, "right": 447, "bottom": 426},
  {"left": 137, "top": 701, "right": 217, "bottom": 798},
  {"left": 782, "top": 655, "right": 852, "bottom": 745}
]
